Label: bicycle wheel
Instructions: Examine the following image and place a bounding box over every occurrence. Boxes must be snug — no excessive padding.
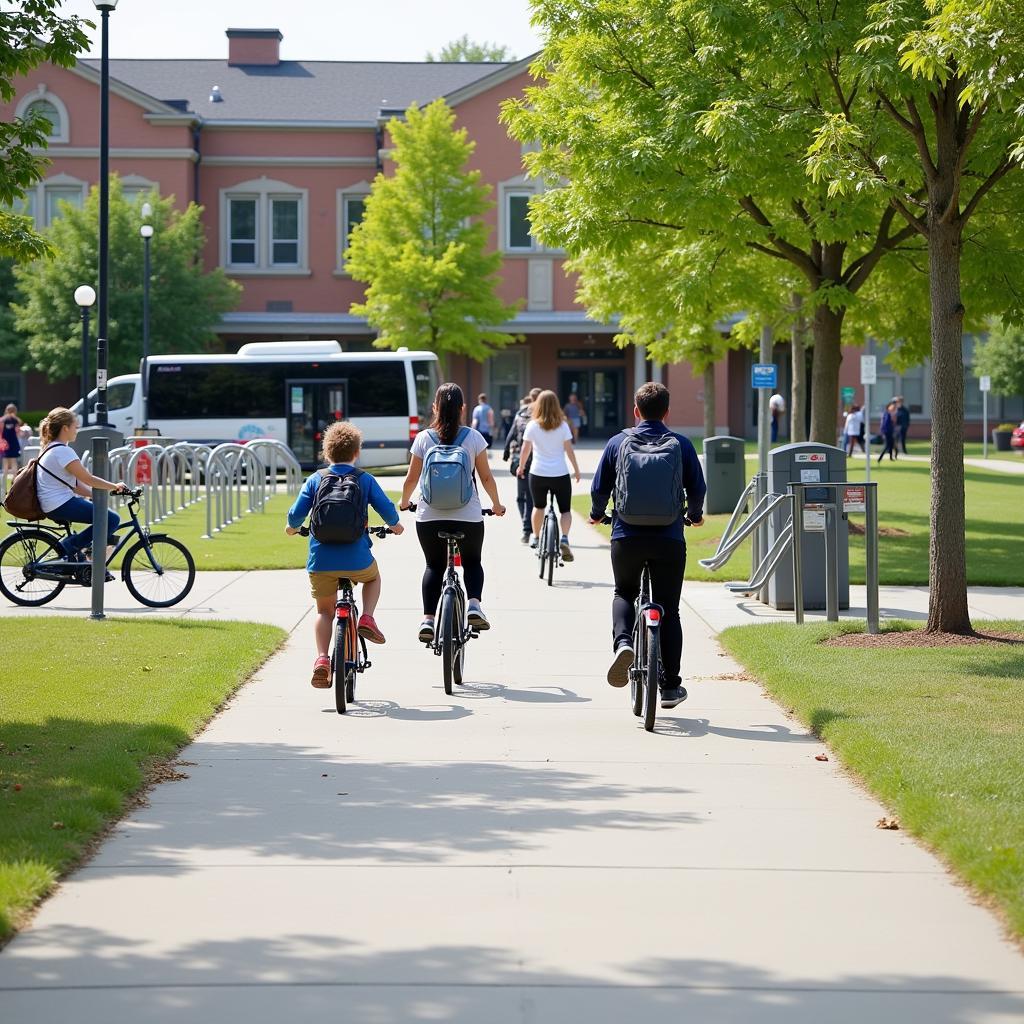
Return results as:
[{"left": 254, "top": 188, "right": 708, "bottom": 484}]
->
[
  {"left": 347, "top": 637, "right": 366, "bottom": 704},
  {"left": 546, "top": 518, "right": 557, "bottom": 587},
  {"left": 630, "top": 615, "right": 645, "bottom": 718},
  {"left": 537, "top": 519, "right": 548, "bottom": 580},
  {"left": 643, "top": 624, "right": 660, "bottom": 733},
  {"left": 440, "top": 590, "right": 456, "bottom": 696},
  {"left": 333, "top": 618, "right": 352, "bottom": 714},
  {"left": 0, "top": 531, "right": 68, "bottom": 607},
  {"left": 122, "top": 536, "right": 195, "bottom": 608},
  {"left": 453, "top": 592, "right": 466, "bottom": 685}
]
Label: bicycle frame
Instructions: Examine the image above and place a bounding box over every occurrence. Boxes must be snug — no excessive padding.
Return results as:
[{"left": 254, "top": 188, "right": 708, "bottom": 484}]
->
[{"left": 429, "top": 536, "right": 470, "bottom": 654}]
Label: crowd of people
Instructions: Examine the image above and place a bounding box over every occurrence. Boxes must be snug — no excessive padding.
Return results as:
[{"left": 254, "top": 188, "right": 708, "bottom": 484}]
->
[{"left": 842, "top": 396, "right": 911, "bottom": 460}]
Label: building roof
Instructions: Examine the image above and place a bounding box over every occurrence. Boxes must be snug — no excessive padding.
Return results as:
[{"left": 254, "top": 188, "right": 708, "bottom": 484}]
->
[{"left": 83, "top": 59, "right": 510, "bottom": 125}]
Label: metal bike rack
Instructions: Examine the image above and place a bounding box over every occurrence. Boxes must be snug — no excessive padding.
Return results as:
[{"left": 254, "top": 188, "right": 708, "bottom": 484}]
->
[{"left": 698, "top": 488, "right": 789, "bottom": 573}]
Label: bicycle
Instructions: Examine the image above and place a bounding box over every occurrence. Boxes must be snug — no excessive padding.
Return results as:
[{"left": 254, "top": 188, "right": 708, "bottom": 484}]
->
[
  {"left": 406, "top": 503, "right": 494, "bottom": 696},
  {"left": 297, "top": 525, "right": 393, "bottom": 714},
  {"left": 600, "top": 513, "right": 691, "bottom": 732},
  {"left": 0, "top": 488, "right": 195, "bottom": 608},
  {"left": 536, "top": 490, "right": 561, "bottom": 587}
]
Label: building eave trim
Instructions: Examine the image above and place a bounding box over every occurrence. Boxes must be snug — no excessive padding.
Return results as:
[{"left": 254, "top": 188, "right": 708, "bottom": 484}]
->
[
  {"left": 442, "top": 53, "right": 540, "bottom": 108},
  {"left": 31, "top": 146, "right": 199, "bottom": 162},
  {"left": 203, "top": 155, "right": 377, "bottom": 167}
]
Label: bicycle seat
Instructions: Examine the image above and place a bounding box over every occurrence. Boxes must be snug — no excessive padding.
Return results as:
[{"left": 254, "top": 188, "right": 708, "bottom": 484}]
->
[{"left": 438, "top": 531, "right": 465, "bottom": 541}]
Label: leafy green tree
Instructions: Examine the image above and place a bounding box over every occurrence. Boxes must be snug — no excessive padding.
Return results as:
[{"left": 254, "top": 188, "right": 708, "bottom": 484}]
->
[
  {"left": 14, "top": 178, "right": 240, "bottom": 379},
  {"left": 503, "top": 0, "right": 925, "bottom": 443},
  {"left": 426, "top": 36, "right": 514, "bottom": 62},
  {"left": 1, "top": 1, "right": 90, "bottom": 260},
  {"left": 346, "top": 99, "right": 520, "bottom": 368},
  {"left": 0, "top": 257, "right": 27, "bottom": 368},
  {"left": 806, "top": 0, "right": 1024, "bottom": 634},
  {"left": 974, "top": 325, "right": 1024, "bottom": 400}
]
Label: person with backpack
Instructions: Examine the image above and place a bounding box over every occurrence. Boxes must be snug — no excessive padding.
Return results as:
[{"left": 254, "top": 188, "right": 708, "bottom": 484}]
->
[
  {"left": 589, "top": 383, "right": 706, "bottom": 708},
  {"left": 471, "top": 392, "right": 495, "bottom": 449},
  {"left": 400, "top": 382, "right": 506, "bottom": 642},
  {"left": 502, "top": 387, "right": 541, "bottom": 543},
  {"left": 516, "top": 389, "right": 582, "bottom": 561},
  {"left": 11, "top": 407, "right": 128, "bottom": 558},
  {"left": 286, "top": 421, "right": 403, "bottom": 688}
]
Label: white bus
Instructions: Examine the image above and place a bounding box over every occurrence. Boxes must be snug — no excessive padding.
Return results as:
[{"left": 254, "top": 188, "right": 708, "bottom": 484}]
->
[{"left": 72, "top": 342, "right": 440, "bottom": 468}]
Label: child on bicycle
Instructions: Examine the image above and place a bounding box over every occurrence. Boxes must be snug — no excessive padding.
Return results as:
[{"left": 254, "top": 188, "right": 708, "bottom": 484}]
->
[{"left": 286, "top": 422, "right": 403, "bottom": 688}]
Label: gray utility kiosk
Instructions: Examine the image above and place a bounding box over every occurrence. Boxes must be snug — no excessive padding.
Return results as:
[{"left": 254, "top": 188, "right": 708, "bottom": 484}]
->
[
  {"left": 702, "top": 436, "right": 747, "bottom": 515},
  {"left": 766, "top": 442, "right": 849, "bottom": 610}
]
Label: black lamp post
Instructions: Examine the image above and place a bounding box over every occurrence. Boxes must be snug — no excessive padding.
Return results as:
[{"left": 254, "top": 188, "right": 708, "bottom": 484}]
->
[
  {"left": 74, "top": 285, "right": 96, "bottom": 426},
  {"left": 90, "top": 0, "right": 118, "bottom": 621},
  {"left": 140, "top": 205, "right": 153, "bottom": 429}
]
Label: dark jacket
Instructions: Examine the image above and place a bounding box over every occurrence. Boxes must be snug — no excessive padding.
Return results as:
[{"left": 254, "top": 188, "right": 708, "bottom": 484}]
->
[
  {"left": 502, "top": 405, "right": 533, "bottom": 471},
  {"left": 880, "top": 410, "right": 895, "bottom": 437},
  {"left": 895, "top": 405, "right": 910, "bottom": 429},
  {"left": 590, "top": 420, "right": 706, "bottom": 542}
]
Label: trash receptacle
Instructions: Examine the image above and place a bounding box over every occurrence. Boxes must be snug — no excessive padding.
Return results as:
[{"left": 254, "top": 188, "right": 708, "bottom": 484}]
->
[
  {"left": 70, "top": 424, "right": 124, "bottom": 460},
  {"left": 766, "top": 442, "right": 849, "bottom": 610},
  {"left": 702, "top": 436, "right": 746, "bottom": 515}
]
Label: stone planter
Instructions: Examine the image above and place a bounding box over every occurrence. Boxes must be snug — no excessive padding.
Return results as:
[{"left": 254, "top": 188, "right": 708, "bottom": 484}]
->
[{"left": 992, "top": 430, "right": 1013, "bottom": 452}]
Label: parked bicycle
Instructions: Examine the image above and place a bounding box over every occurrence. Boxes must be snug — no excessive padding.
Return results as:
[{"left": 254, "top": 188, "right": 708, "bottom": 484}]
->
[
  {"left": 0, "top": 488, "right": 196, "bottom": 608},
  {"left": 536, "top": 490, "right": 562, "bottom": 587},
  {"left": 406, "top": 502, "right": 494, "bottom": 695},
  {"left": 297, "top": 525, "right": 393, "bottom": 714}
]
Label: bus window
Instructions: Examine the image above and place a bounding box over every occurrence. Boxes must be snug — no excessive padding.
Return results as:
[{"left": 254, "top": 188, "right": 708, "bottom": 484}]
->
[
  {"left": 412, "top": 359, "right": 439, "bottom": 424},
  {"left": 344, "top": 364, "right": 406, "bottom": 417}
]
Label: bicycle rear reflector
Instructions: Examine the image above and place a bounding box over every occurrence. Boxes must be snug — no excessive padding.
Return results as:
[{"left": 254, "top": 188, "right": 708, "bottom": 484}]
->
[
  {"left": 645, "top": 608, "right": 661, "bottom": 624},
  {"left": 337, "top": 606, "right": 350, "bottom": 619}
]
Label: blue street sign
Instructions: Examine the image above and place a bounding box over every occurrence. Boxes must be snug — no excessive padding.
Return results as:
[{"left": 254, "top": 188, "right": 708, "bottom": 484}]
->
[{"left": 752, "top": 363, "right": 778, "bottom": 389}]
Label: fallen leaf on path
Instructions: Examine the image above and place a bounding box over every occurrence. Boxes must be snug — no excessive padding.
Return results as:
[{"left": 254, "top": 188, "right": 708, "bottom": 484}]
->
[
  {"left": 814, "top": 754, "right": 829, "bottom": 762},
  {"left": 876, "top": 817, "right": 900, "bottom": 830}
]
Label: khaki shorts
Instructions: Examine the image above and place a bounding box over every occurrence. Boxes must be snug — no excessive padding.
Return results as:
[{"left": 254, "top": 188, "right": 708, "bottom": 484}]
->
[{"left": 309, "top": 561, "right": 380, "bottom": 600}]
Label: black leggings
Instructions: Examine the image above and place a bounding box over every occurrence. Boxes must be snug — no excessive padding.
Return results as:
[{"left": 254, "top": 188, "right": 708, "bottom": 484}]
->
[
  {"left": 529, "top": 473, "right": 572, "bottom": 513},
  {"left": 416, "top": 520, "right": 485, "bottom": 614}
]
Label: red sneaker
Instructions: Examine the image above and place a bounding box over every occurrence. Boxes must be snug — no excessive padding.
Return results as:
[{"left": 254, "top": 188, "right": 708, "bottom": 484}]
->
[
  {"left": 310, "top": 655, "right": 331, "bottom": 688},
  {"left": 357, "top": 613, "right": 386, "bottom": 645}
]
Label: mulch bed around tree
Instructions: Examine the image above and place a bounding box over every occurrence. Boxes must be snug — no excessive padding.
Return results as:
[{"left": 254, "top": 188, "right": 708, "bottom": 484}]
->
[
  {"left": 848, "top": 521, "right": 911, "bottom": 538},
  {"left": 824, "top": 630, "right": 1024, "bottom": 649}
]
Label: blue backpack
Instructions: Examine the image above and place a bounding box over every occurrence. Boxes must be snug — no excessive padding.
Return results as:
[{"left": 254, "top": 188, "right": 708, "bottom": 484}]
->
[{"left": 419, "top": 427, "right": 474, "bottom": 510}]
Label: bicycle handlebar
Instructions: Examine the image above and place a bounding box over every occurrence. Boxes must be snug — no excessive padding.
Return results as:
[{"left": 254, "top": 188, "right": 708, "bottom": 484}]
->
[
  {"left": 296, "top": 526, "right": 396, "bottom": 538},
  {"left": 596, "top": 513, "right": 695, "bottom": 527},
  {"left": 403, "top": 502, "right": 495, "bottom": 516}
]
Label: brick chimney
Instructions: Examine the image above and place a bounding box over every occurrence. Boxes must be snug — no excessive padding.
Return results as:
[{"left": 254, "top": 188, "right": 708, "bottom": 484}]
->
[{"left": 226, "top": 28, "right": 282, "bottom": 67}]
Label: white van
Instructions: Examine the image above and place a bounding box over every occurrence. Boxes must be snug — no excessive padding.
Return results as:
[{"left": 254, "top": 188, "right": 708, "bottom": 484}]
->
[{"left": 72, "top": 342, "right": 440, "bottom": 468}]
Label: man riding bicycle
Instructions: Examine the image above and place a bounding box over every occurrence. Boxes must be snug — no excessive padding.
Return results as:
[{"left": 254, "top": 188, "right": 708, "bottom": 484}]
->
[{"left": 589, "top": 382, "right": 706, "bottom": 708}]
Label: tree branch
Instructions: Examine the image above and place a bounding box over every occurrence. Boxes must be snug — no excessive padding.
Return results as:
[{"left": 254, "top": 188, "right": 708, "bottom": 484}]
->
[
  {"left": 960, "top": 159, "right": 1017, "bottom": 226},
  {"left": 738, "top": 195, "right": 820, "bottom": 279},
  {"left": 876, "top": 88, "right": 938, "bottom": 180}
]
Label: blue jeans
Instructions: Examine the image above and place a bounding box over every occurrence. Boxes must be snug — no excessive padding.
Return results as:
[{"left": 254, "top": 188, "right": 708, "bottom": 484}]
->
[{"left": 49, "top": 496, "right": 122, "bottom": 555}]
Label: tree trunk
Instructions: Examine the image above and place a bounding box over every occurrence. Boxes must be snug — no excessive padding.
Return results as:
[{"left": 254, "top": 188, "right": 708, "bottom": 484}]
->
[
  {"left": 926, "top": 227, "right": 972, "bottom": 634},
  {"left": 702, "top": 362, "right": 716, "bottom": 439},
  {"left": 790, "top": 292, "right": 808, "bottom": 443},
  {"left": 808, "top": 302, "right": 844, "bottom": 444}
]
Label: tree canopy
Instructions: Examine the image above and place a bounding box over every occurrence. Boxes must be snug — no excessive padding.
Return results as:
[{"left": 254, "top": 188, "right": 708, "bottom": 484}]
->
[
  {"left": 1, "top": 1, "right": 90, "bottom": 261},
  {"left": 346, "top": 99, "right": 520, "bottom": 365},
  {"left": 13, "top": 179, "right": 240, "bottom": 379},
  {"left": 426, "top": 36, "right": 514, "bottom": 63},
  {"left": 973, "top": 325, "right": 1024, "bottom": 401}
]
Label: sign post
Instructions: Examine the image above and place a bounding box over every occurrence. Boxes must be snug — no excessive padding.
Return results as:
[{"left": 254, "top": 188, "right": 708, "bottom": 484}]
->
[
  {"left": 860, "top": 354, "right": 877, "bottom": 485},
  {"left": 980, "top": 375, "right": 991, "bottom": 458},
  {"left": 754, "top": 328, "right": 776, "bottom": 603}
]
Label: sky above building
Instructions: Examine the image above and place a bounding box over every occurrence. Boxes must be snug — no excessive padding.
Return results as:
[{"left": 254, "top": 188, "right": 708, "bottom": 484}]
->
[{"left": 57, "top": 0, "right": 543, "bottom": 62}]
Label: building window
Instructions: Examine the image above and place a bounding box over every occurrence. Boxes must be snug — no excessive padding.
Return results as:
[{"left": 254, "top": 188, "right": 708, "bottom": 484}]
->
[
  {"left": 344, "top": 196, "right": 365, "bottom": 244},
  {"left": 221, "top": 179, "right": 308, "bottom": 273},
  {"left": 45, "top": 186, "right": 83, "bottom": 227},
  {"left": 16, "top": 89, "right": 70, "bottom": 145},
  {"left": 6, "top": 175, "right": 85, "bottom": 229},
  {"left": 335, "top": 184, "right": 372, "bottom": 272},
  {"left": 270, "top": 197, "right": 300, "bottom": 266},
  {"left": 27, "top": 99, "right": 62, "bottom": 140},
  {"left": 506, "top": 191, "right": 534, "bottom": 251}
]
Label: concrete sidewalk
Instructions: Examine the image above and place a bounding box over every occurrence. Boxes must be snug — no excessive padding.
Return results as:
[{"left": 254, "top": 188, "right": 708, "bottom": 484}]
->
[{"left": 1, "top": 471, "right": 1023, "bottom": 1022}]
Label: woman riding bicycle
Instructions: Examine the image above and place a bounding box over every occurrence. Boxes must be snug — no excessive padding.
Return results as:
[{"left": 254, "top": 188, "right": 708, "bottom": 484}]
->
[
  {"left": 400, "top": 383, "right": 505, "bottom": 642},
  {"left": 517, "top": 389, "right": 581, "bottom": 561},
  {"left": 35, "top": 408, "right": 127, "bottom": 558}
]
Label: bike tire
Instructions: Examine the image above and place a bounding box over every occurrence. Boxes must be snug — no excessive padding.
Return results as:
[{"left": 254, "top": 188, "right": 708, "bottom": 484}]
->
[
  {"left": 0, "top": 531, "right": 67, "bottom": 607},
  {"left": 334, "top": 618, "right": 351, "bottom": 714},
  {"left": 122, "top": 536, "right": 196, "bottom": 608},
  {"left": 643, "top": 624, "right": 660, "bottom": 733},
  {"left": 347, "top": 636, "right": 365, "bottom": 704},
  {"left": 537, "top": 519, "right": 547, "bottom": 580},
  {"left": 546, "top": 523, "right": 556, "bottom": 587},
  {"left": 630, "top": 617, "right": 645, "bottom": 718},
  {"left": 440, "top": 590, "right": 456, "bottom": 696}
]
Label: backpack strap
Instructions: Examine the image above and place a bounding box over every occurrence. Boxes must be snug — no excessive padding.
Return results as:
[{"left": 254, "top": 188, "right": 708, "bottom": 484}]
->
[
  {"left": 36, "top": 442, "right": 73, "bottom": 486},
  {"left": 454, "top": 426, "right": 470, "bottom": 445}
]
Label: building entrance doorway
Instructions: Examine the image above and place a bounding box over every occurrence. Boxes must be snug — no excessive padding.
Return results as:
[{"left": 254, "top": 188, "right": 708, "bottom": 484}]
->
[{"left": 558, "top": 368, "right": 624, "bottom": 439}]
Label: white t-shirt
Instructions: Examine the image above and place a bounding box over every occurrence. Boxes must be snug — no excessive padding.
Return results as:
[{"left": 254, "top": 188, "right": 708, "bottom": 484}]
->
[
  {"left": 844, "top": 409, "right": 864, "bottom": 436},
  {"left": 524, "top": 419, "right": 573, "bottom": 477},
  {"left": 769, "top": 394, "right": 786, "bottom": 412},
  {"left": 36, "top": 443, "right": 81, "bottom": 513},
  {"left": 410, "top": 426, "right": 488, "bottom": 523}
]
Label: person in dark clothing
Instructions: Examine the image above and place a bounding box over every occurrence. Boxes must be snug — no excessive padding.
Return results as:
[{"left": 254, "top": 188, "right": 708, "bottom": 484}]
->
[
  {"left": 502, "top": 387, "right": 541, "bottom": 543},
  {"left": 590, "top": 382, "right": 706, "bottom": 709},
  {"left": 895, "top": 396, "right": 911, "bottom": 454},
  {"left": 878, "top": 401, "right": 898, "bottom": 462}
]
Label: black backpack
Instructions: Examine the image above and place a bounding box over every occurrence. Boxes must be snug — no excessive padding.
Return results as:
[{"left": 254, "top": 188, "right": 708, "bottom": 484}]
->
[
  {"left": 309, "top": 469, "right": 367, "bottom": 544},
  {"left": 614, "top": 430, "right": 685, "bottom": 526}
]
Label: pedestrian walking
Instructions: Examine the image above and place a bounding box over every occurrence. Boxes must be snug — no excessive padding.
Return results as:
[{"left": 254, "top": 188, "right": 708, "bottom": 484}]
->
[
  {"left": 878, "top": 401, "right": 898, "bottom": 463},
  {"left": 1, "top": 404, "right": 23, "bottom": 490},
  {"left": 470, "top": 393, "right": 495, "bottom": 449},
  {"left": 564, "top": 392, "right": 586, "bottom": 443},
  {"left": 503, "top": 387, "right": 541, "bottom": 543},
  {"left": 895, "top": 395, "right": 911, "bottom": 454},
  {"left": 769, "top": 393, "right": 785, "bottom": 443},
  {"left": 843, "top": 405, "right": 865, "bottom": 456}
]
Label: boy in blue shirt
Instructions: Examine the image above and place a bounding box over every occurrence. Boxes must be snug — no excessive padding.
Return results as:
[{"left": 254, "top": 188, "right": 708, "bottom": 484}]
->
[{"left": 286, "top": 422, "right": 403, "bottom": 688}]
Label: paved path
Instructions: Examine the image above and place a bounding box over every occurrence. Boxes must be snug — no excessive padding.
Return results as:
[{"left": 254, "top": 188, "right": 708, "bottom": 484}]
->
[{"left": 2, "top": 468, "right": 1023, "bottom": 1022}]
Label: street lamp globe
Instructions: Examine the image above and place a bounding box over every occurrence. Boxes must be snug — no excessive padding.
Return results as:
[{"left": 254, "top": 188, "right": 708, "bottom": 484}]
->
[
  {"left": 140, "top": 224, "right": 154, "bottom": 239},
  {"left": 92, "top": 1, "right": 119, "bottom": 9},
  {"left": 74, "top": 284, "right": 97, "bottom": 308}
]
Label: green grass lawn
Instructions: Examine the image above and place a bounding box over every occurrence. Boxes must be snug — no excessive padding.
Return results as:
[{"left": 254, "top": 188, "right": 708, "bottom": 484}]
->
[
  {"left": 0, "top": 617, "right": 285, "bottom": 940},
  {"left": 576, "top": 457, "right": 1023, "bottom": 586},
  {"left": 719, "top": 620, "right": 1024, "bottom": 940}
]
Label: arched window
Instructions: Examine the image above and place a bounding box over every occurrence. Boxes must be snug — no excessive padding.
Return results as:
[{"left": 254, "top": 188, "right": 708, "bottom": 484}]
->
[
  {"left": 26, "top": 99, "right": 62, "bottom": 140},
  {"left": 16, "top": 88, "right": 70, "bottom": 144}
]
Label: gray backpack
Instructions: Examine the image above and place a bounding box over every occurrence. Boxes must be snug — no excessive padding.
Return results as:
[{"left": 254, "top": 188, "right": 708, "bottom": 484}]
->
[{"left": 614, "top": 430, "right": 685, "bottom": 526}]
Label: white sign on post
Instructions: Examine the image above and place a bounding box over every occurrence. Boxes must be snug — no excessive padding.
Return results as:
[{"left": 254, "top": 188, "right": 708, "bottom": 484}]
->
[
  {"left": 980, "top": 375, "right": 991, "bottom": 392},
  {"left": 860, "top": 355, "right": 877, "bottom": 385}
]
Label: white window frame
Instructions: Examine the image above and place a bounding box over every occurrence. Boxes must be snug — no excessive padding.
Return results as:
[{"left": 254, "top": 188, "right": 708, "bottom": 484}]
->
[
  {"left": 504, "top": 188, "right": 537, "bottom": 253},
  {"left": 497, "top": 174, "right": 564, "bottom": 256},
  {"left": 269, "top": 194, "right": 301, "bottom": 268},
  {"left": 121, "top": 174, "right": 159, "bottom": 205},
  {"left": 219, "top": 178, "right": 309, "bottom": 275},
  {"left": 13, "top": 174, "right": 87, "bottom": 229},
  {"left": 335, "top": 182, "right": 372, "bottom": 274},
  {"left": 16, "top": 86, "right": 70, "bottom": 145}
]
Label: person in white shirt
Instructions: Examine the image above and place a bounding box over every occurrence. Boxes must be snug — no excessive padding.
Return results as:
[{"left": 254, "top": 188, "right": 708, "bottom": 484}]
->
[
  {"left": 843, "top": 405, "right": 865, "bottom": 455},
  {"left": 35, "top": 407, "right": 128, "bottom": 558},
  {"left": 517, "top": 389, "right": 581, "bottom": 561},
  {"left": 769, "top": 393, "right": 786, "bottom": 443}
]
